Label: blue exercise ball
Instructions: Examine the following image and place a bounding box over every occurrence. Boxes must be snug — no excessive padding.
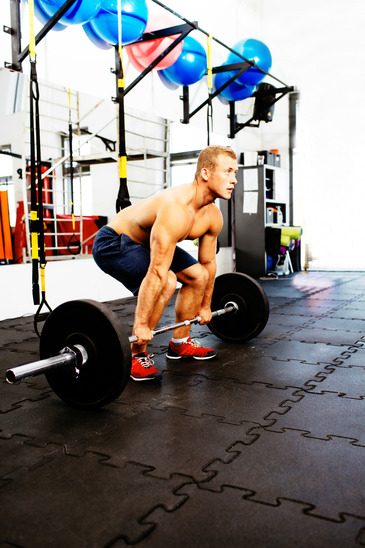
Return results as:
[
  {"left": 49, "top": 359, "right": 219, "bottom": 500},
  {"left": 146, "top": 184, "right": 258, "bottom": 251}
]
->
[
  {"left": 82, "top": 21, "right": 112, "bottom": 49},
  {"left": 38, "top": 0, "right": 102, "bottom": 25},
  {"left": 227, "top": 38, "right": 272, "bottom": 86},
  {"left": 157, "top": 69, "right": 179, "bottom": 91},
  {"left": 25, "top": 0, "right": 66, "bottom": 31},
  {"left": 88, "top": 0, "right": 148, "bottom": 46},
  {"left": 159, "top": 36, "right": 207, "bottom": 86},
  {"left": 214, "top": 70, "right": 256, "bottom": 102}
]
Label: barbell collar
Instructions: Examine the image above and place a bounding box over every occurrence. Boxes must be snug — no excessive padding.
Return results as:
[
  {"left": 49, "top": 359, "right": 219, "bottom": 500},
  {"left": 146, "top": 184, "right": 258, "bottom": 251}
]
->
[{"left": 5, "top": 344, "right": 87, "bottom": 384}]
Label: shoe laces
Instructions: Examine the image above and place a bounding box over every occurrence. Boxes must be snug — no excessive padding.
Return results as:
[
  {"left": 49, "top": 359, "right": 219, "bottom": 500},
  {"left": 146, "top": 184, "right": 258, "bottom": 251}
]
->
[
  {"left": 187, "top": 338, "right": 201, "bottom": 348},
  {"left": 136, "top": 353, "right": 155, "bottom": 369}
]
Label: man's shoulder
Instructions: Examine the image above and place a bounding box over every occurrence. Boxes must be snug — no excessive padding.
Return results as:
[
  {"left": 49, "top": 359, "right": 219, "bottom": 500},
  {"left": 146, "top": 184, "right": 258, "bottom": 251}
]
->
[
  {"left": 156, "top": 192, "right": 190, "bottom": 214},
  {"left": 153, "top": 191, "right": 193, "bottom": 232},
  {"left": 206, "top": 202, "right": 223, "bottom": 220},
  {"left": 210, "top": 203, "right": 224, "bottom": 232},
  {"left": 155, "top": 185, "right": 193, "bottom": 214}
]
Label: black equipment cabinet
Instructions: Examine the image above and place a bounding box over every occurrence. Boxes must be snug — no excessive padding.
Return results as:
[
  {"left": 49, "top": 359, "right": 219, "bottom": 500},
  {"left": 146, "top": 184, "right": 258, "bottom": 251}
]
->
[{"left": 232, "top": 164, "right": 290, "bottom": 278}]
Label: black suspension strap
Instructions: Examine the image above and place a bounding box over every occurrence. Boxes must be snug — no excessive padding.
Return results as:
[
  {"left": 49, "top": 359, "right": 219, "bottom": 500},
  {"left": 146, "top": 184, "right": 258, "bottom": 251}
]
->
[
  {"left": 115, "top": 0, "right": 131, "bottom": 212},
  {"left": 28, "top": 0, "right": 52, "bottom": 335},
  {"left": 29, "top": 61, "right": 40, "bottom": 306}
]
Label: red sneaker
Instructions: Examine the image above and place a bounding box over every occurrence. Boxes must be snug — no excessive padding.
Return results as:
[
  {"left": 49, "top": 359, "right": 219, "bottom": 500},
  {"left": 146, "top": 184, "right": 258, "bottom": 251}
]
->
[
  {"left": 166, "top": 338, "right": 217, "bottom": 360},
  {"left": 130, "top": 352, "right": 161, "bottom": 381}
]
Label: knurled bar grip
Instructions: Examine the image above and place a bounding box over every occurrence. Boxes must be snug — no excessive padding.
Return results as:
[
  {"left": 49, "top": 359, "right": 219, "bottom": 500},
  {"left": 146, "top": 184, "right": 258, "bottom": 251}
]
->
[{"left": 128, "top": 302, "right": 238, "bottom": 343}]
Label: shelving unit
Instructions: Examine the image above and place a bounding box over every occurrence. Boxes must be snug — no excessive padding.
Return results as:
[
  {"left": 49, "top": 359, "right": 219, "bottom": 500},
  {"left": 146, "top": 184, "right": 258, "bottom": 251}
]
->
[{"left": 232, "top": 163, "right": 290, "bottom": 278}]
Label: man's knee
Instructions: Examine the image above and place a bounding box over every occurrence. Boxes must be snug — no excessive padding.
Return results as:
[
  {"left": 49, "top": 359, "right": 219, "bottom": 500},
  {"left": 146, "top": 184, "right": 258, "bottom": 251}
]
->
[
  {"left": 168, "top": 270, "right": 178, "bottom": 291},
  {"left": 163, "top": 270, "right": 178, "bottom": 298},
  {"left": 178, "top": 263, "right": 209, "bottom": 291},
  {"left": 197, "top": 264, "right": 209, "bottom": 287}
]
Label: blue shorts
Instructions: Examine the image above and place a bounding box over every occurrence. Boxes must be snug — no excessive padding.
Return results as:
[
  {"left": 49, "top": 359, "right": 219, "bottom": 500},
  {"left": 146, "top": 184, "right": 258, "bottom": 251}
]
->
[{"left": 92, "top": 225, "right": 198, "bottom": 296}]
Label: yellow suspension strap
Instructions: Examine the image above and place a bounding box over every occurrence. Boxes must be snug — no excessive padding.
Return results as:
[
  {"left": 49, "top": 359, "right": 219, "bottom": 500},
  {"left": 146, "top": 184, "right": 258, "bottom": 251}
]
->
[
  {"left": 115, "top": 0, "right": 131, "bottom": 211},
  {"left": 206, "top": 34, "right": 213, "bottom": 145},
  {"left": 28, "top": 0, "right": 52, "bottom": 335},
  {"left": 67, "top": 89, "right": 81, "bottom": 255}
]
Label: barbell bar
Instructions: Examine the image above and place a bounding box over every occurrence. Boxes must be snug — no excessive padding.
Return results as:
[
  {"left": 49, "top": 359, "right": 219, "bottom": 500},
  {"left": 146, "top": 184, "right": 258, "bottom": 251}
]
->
[
  {"left": 6, "top": 302, "right": 238, "bottom": 385},
  {"left": 5, "top": 272, "right": 270, "bottom": 409},
  {"left": 128, "top": 301, "right": 238, "bottom": 343}
]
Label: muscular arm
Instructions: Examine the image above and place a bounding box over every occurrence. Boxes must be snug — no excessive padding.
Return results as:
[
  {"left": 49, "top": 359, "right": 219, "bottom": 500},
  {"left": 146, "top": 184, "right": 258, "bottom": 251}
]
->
[
  {"left": 133, "top": 203, "right": 191, "bottom": 343},
  {"left": 197, "top": 206, "right": 223, "bottom": 321}
]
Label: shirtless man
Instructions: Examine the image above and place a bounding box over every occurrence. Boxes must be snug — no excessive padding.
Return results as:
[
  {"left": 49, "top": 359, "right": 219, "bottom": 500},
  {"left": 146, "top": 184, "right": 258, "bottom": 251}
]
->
[{"left": 92, "top": 145, "right": 238, "bottom": 381}]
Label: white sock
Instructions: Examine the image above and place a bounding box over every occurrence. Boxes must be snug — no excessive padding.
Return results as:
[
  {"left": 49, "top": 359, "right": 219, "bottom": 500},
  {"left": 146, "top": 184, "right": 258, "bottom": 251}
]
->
[{"left": 172, "top": 337, "right": 189, "bottom": 345}]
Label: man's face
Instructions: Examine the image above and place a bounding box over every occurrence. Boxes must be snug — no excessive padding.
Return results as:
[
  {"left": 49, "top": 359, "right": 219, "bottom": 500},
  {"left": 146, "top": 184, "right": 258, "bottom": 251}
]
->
[{"left": 205, "top": 154, "right": 238, "bottom": 200}]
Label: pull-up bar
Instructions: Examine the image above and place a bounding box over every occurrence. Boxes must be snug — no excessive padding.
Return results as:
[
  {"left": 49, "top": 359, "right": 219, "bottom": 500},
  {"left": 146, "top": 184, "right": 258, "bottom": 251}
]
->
[{"left": 151, "top": 0, "right": 289, "bottom": 88}]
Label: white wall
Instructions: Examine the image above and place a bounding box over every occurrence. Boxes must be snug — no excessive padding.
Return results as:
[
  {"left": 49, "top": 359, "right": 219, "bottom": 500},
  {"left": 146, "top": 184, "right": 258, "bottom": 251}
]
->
[
  {"left": 0, "top": 258, "right": 132, "bottom": 321},
  {"left": 261, "top": 0, "right": 365, "bottom": 270}
]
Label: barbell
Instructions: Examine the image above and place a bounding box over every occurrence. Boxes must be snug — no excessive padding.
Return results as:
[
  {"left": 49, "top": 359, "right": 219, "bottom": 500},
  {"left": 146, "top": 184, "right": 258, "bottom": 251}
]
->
[{"left": 5, "top": 272, "right": 269, "bottom": 409}]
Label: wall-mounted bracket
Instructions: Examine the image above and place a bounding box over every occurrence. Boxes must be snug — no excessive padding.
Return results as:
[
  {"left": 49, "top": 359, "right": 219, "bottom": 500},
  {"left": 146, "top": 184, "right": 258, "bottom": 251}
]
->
[
  {"left": 123, "top": 23, "right": 196, "bottom": 96},
  {"left": 227, "top": 85, "right": 295, "bottom": 138},
  {"left": 4, "top": 0, "right": 77, "bottom": 72},
  {"left": 180, "top": 61, "right": 253, "bottom": 124}
]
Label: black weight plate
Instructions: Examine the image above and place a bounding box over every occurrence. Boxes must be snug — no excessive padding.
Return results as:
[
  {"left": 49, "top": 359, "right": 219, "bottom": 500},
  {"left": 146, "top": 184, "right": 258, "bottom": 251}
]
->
[
  {"left": 40, "top": 300, "right": 131, "bottom": 409},
  {"left": 208, "top": 273, "right": 269, "bottom": 342}
]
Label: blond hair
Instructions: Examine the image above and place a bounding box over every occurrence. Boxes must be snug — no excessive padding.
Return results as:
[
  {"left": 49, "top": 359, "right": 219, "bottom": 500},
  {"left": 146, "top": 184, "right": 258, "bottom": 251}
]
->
[{"left": 195, "top": 145, "right": 236, "bottom": 180}]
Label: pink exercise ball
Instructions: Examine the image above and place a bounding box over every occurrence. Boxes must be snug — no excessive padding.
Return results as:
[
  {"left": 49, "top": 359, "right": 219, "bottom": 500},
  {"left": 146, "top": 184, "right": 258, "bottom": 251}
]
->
[{"left": 125, "top": 13, "right": 183, "bottom": 71}]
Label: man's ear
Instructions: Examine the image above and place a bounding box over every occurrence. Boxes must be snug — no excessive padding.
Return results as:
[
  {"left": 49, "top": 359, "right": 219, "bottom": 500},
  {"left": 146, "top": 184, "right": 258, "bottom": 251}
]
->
[{"left": 201, "top": 167, "right": 209, "bottom": 181}]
